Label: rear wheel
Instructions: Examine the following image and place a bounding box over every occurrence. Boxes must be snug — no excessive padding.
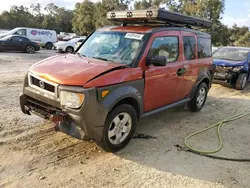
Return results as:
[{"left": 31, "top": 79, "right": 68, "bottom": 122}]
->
[
  {"left": 236, "top": 73, "right": 248, "bottom": 90},
  {"left": 26, "top": 45, "right": 35, "bottom": 54},
  {"left": 100, "top": 104, "right": 137, "bottom": 152},
  {"left": 66, "top": 46, "right": 74, "bottom": 53},
  {"left": 45, "top": 42, "right": 53, "bottom": 50},
  {"left": 188, "top": 82, "right": 208, "bottom": 112}
]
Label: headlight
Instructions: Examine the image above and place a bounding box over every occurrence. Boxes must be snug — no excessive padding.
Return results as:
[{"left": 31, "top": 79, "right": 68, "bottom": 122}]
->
[
  {"left": 60, "top": 91, "right": 85, "bottom": 109},
  {"left": 232, "top": 66, "right": 243, "bottom": 72}
]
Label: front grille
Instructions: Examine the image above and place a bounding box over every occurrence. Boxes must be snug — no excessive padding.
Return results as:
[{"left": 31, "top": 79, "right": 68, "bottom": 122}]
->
[
  {"left": 31, "top": 76, "right": 55, "bottom": 92},
  {"left": 27, "top": 97, "right": 61, "bottom": 119}
]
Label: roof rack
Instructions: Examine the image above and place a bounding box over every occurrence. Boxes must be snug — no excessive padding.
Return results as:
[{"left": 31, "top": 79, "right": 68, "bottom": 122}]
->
[{"left": 107, "top": 9, "right": 212, "bottom": 29}]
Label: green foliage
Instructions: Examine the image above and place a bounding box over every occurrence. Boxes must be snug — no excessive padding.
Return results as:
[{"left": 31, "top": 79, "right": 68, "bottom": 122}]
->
[
  {"left": 72, "top": 0, "right": 96, "bottom": 35},
  {"left": 0, "top": 0, "right": 250, "bottom": 47},
  {"left": 0, "top": 3, "right": 73, "bottom": 33}
]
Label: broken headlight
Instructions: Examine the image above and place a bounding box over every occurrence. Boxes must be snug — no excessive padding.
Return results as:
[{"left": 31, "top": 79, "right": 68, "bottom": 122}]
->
[
  {"left": 232, "top": 66, "right": 243, "bottom": 72},
  {"left": 60, "top": 91, "right": 85, "bottom": 109}
]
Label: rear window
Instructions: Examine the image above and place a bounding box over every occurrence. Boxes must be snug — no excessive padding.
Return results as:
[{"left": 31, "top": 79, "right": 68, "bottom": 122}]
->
[
  {"left": 198, "top": 37, "right": 211, "bottom": 58},
  {"left": 183, "top": 36, "right": 196, "bottom": 60}
]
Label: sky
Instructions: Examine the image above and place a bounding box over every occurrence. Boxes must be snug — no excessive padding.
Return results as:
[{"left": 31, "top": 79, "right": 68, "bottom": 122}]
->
[{"left": 0, "top": 0, "right": 250, "bottom": 28}]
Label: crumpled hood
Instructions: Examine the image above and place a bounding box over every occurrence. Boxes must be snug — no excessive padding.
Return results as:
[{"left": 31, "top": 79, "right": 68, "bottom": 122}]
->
[
  {"left": 30, "top": 54, "right": 126, "bottom": 86},
  {"left": 213, "top": 58, "right": 246, "bottom": 67}
]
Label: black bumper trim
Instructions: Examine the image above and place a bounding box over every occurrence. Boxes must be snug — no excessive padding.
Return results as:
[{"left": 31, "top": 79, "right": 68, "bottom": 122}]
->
[{"left": 20, "top": 86, "right": 109, "bottom": 142}]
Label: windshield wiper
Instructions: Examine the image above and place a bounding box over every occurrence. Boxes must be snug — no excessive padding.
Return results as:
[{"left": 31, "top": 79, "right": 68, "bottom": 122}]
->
[
  {"left": 92, "top": 56, "right": 115, "bottom": 63},
  {"left": 76, "top": 53, "right": 86, "bottom": 58}
]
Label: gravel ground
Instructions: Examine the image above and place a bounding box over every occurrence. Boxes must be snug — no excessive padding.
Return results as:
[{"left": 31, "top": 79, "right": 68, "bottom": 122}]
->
[{"left": 0, "top": 50, "right": 250, "bottom": 188}]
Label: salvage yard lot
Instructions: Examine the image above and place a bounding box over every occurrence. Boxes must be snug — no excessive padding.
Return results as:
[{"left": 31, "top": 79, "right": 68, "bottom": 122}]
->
[{"left": 0, "top": 50, "right": 250, "bottom": 188}]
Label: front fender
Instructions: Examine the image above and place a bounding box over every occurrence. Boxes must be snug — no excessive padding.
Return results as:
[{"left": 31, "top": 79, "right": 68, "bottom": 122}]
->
[{"left": 97, "top": 79, "right": 144, "bottom": 116}]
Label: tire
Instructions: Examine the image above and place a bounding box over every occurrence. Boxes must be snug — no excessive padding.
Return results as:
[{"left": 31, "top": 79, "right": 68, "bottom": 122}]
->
[
  {"left": 66, "top": 46, "right": 74, "bottom": 53},
  {"left": 188, "top": 82, "right": 208, "bottom": 112},
  {"left": 45, "top": 42, "right": 53, "bottom": 50},
  {"left": 26, "top": 45, "right": 35, "bottom": 54},
  {"left": 236, "top": 73, "right": 248, "bottom": 90},
  {"left": 99, "top": 104, "right": 137, "bottom": 152}
]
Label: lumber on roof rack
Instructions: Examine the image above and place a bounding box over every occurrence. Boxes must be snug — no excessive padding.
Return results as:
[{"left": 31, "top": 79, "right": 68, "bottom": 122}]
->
[{"left": 107, "top": 9, "right": 212, "bottom": 28}]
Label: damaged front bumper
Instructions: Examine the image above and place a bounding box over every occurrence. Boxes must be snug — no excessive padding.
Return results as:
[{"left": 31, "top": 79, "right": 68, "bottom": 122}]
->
[
  {"left": 213, "top": 66, "right": 237, "bottom": 83},
  {"left": 19, "top": 80, "right": 109, "bottom": 142}
]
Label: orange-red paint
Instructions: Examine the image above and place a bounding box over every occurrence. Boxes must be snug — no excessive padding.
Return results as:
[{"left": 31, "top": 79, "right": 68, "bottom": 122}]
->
[
  {"left": 30, "top": 26, "right": 212, "bottom": 114},
  {"left": 30, "top": 54, "right": 126, "bottom": 86},
  {"left": 84, "top": 67, "right": 143, "bottom": 88},
  {"left": 139, "top": 30, "right": 186, "bottom": 112}
]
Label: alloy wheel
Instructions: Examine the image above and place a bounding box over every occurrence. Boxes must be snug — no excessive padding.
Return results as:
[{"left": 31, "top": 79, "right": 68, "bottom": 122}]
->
[
  {"left": 108, "top": 112, "right": 132, "bottom": 145},
  {"left": 196, "top": 87, "right": 206, "bottom": 107}
]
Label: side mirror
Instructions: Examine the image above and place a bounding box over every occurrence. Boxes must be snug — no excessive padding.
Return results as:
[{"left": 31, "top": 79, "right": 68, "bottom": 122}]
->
[{"left": 146, "top": 56, "right": 167, "bottom": 66}]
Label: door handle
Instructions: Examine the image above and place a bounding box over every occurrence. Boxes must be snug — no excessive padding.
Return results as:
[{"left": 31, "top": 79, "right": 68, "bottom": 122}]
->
[{"left": 177, "top": 68, "right": 186, "bottom": 76}]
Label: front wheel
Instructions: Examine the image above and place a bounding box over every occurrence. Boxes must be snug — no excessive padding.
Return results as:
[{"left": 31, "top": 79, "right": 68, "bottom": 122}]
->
[
  {"left": 100, "top": 104, "right": 137, "bottom": 152},
  {"left": 188, "top": 82, "right": 208, "bottom": 112},
  {"left": 45, "top": 42, "right": 53, "bottom": 50},
  {"left": 236, "top": 73, "right": 248, "bottom": 90},
  {"left": 26, "top": 45, "right": 35, "bottom": 54},
  {"left": 66, "top": 46, "right": 74, "bottom": 53}
]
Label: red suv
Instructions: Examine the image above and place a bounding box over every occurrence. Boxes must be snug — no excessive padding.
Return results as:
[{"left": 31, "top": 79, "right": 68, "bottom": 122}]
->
[{"left": 20, "top": 9, "right": 214, "bottom": 152}]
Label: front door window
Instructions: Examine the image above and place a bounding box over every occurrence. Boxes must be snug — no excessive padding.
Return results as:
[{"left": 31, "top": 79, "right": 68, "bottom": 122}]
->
[
  {"left": 144, "top": 34, "right": 184, "bottom": 112},
  {"left": 148, "top": 36, "right": 179, "bottom": 63},
  {"left": 14, "top": 29, "right": 27, "bottom": 36}
]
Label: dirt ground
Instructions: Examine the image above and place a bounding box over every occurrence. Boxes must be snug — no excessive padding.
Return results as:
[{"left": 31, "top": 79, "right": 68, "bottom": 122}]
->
[{"left": 0, "top": 50, "right": 250, "bottom": 188}]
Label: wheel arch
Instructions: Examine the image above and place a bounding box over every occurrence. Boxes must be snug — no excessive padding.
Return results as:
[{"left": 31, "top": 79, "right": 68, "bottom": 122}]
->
[
  {"left": 201, "top": 77, "right": 210, "bottom": 88},
  {"left": 98, "top": 80, "right": 144, "bottom": 121},
  {"left": 111, "top": 97, "right": 141, "bottom": 120},
  {"left": 188, "top": 73, "right": 211, "bottom": 99}
]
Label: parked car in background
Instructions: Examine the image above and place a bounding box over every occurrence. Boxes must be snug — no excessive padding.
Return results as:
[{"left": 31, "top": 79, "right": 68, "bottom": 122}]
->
[
  {"left": 75, "top": 37, "right": 86, "bottom": 49},
  {"left": 0, "top": 35, "right": 40, "bottom": 53},
  {"left": 0, "top": 27, "right": 57, "bottom": 49},
  {"left": 54, "top": 38, "right": 85, "bottom": 53},
  {"left": 212, "top": 46, "right": 219, "bottom": 53},
  {"left": 213, "top": 46, "right": 250, "bottom": 90}
]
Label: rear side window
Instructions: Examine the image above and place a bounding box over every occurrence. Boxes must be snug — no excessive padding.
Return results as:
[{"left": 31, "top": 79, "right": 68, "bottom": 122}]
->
[
  {"left": 12, "top": 36, "right": 23, "bottom": 42},
  {"left": 198, "top": 37, "right": 211, "bottom": 58},
  {"left": 183, "top": 36, "right": 196, "bottom": 60},
  {"left": 148, "top": 36, "right": 179, "bottom": 63}
]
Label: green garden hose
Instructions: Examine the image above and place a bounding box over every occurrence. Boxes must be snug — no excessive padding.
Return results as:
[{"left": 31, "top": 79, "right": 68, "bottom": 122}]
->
[{"left": 184, "top": 106, "right": 250, "bottom": 162}]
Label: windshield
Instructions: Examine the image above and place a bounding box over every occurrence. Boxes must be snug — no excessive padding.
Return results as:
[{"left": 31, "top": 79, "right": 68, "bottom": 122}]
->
[
  {"left": 213, "top": 48, "right": 249, "bottom": 61},
  {"left": 77, "top": 31, "right": 145, "bottom": 65}
]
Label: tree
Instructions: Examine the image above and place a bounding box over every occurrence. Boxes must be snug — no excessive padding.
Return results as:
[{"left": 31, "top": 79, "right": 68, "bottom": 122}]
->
[
  {"left": 72, "top": 0, "right": 96, "bottom": 35},
  {"left": 135, "top": 0, "right": 152, "bottom": 10},
  {"left": 164, "top": 0, "right": 226, "bottom": 46},
  {"left": 236, "top": 31, "right": 250, "bottom": 47},
  {"left": 0, "top": 4, "right": 73, "bottom": 33},
  {"left": 30, "top": 3, "right": 44, "bottom": 28}
]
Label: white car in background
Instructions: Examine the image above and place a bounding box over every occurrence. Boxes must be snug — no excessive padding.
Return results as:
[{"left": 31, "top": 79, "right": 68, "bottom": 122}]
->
[
  {"left": 75, "top": 36, "right": 86, "bottom": 50},
  {"left": 54, "top": 38, "right": 85, "bottom": 53}
]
